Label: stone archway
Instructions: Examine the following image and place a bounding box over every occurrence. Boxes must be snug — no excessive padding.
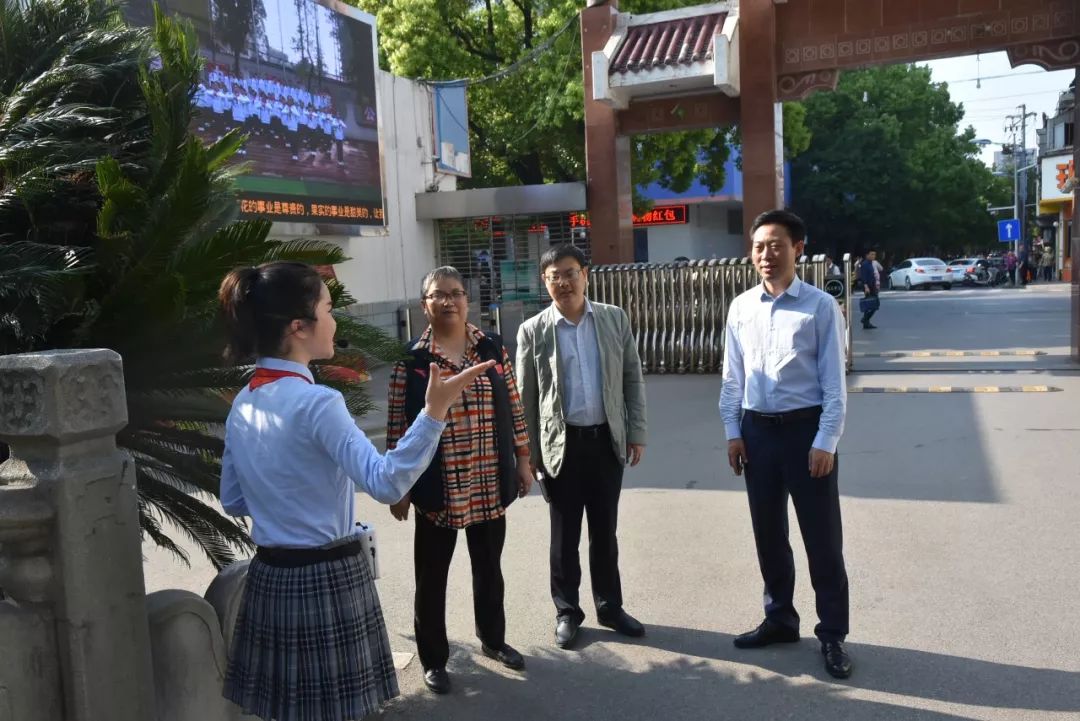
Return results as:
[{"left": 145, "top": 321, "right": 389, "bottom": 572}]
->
[{"left": 581, "top": 0, "right": 1080, "bottom": 359}]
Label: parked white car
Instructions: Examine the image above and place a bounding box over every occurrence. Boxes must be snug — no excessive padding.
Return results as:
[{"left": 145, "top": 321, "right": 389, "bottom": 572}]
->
[
  {"left": 946, "top": 258, "right": 979, "bottom": 283},
  {"left": 887, "top": 258, "right": 951, "bottom": 290}
]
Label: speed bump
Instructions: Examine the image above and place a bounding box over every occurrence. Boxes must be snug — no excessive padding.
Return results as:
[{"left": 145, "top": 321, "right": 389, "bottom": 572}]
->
[
  {"left": 853, "top": 350, "right": 1046, "bottom": 358},
  {"left": 849, "top": 385, "right": 1060, "bottom": 394}
]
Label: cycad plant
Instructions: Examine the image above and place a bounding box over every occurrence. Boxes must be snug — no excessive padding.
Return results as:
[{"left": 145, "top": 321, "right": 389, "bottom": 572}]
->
[{"left": 0, "top": 0, "right": 402, "bottom": 568}]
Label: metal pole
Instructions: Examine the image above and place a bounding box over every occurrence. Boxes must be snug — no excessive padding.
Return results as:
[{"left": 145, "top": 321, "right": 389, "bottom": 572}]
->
[{"left": 1014, "top": 105, "right": 1023, "bottom": 281}]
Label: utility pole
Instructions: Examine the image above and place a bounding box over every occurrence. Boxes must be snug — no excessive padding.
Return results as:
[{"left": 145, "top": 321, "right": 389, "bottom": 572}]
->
[{"left": 1005, "top": 104, "right": 1038, "bottom": 285}]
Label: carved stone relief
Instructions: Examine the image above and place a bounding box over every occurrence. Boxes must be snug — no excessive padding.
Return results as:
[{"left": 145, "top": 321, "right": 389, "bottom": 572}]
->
[{"left": 777, "top": 69, "right": 840, "bottom": 102}]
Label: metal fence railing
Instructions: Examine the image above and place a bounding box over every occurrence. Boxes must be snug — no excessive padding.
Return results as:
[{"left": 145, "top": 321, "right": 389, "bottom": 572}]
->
[
  {"left": 400, "top": 253, "right": 854, "bottom": 374},
  {"left": 587, "top": 254, "right": 853, "bottom": 374}
]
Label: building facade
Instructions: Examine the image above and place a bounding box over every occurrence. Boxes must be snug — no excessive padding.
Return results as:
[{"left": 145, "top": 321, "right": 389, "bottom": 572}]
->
[{"left": 1037, "top": 82, "right": 1076, "bottom": 281}]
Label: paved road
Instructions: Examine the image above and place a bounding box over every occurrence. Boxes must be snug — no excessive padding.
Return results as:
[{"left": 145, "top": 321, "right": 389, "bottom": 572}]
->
[{"left": 144, "top": 283, "right": 1080, "bottom": 720}]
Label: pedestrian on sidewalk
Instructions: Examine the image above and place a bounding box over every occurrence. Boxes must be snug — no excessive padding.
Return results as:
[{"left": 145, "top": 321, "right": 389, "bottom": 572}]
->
[
  {"left": 516, "top": 244, "right": 648, "bottom": 650},
  {"left": 858, "top": 249, "right": 881, "bottom": 329},
  {"left": 1041, "top": 246, "right": 1056, "bottom": 282},
  {"left": 385, "top": 266, "right": 533, "bottom": 695},
  {"left": 216, "top": 262, "right": 493, "bottom": 721},
  {"left": 720, "top": 210, "right": 853, "bottom": 680}
]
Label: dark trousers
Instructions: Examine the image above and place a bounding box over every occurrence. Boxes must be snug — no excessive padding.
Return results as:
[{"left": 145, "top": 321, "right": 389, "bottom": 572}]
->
[
  {"left": 413, "top": 513, "right": 506, "bottom": 670},
  {"left": 548, "top": 425, "right": 624, "bottom": 623},
  {"left": 860, "top": 290, "right": 878, "bottom": 326},
  {"left": 741, "top": 413, "right": 849, "bottom": 642}
]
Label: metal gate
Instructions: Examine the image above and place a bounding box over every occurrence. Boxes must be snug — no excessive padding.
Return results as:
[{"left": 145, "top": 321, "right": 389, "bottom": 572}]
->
[
  {"left": 588, "top": 254, "right": 853, "bottom": 373},
  {"left": 433, "top": 213, "right": 589, "bottom": 336}
]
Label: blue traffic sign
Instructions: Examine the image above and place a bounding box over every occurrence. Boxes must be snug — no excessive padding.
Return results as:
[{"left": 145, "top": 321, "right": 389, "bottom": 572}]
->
[{"left": 997, "top": 219, "right": 1020, "bottom": 243}]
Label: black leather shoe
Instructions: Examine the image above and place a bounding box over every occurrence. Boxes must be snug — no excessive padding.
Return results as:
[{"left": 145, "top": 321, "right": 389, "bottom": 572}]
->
[
  {"left": 862, "top": 322, "right": 877, "bottom": 329},
  {"left": 555, "top": 616, "right": 580, "bottom": 649},
  {"left": 481, "top": 642, "right": 525, "bottom": 670},
  {"left": 598, "top": 609, "right": 646, "bottom": 637},
  {"left": 423, "top": 667, "right": 450, "bottom": 694},
  {"left": 822, "top": 641, "right": 852, "bottom": 679},
  {"left": 732, "top": 619, "right": 800, "bottom": 649}
]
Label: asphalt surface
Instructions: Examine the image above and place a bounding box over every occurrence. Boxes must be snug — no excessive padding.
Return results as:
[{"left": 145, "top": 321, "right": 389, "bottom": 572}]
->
[{"left": 144, "top": 282, "right": 1080, "bottom": 720}]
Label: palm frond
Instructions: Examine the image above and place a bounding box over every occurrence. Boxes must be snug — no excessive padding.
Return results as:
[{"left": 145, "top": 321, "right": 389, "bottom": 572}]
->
[
  {"left": 136, "top": 467, "right": 253, "bottom": 570},
  {"left": 333, "top": 313, "right": 407, "bottom": 363},
  {"left": 2, "top": 1, "right": 406, "bottom": 569},
  {"left": 259, "top": 238, "right": 349, "bottom": 266}
]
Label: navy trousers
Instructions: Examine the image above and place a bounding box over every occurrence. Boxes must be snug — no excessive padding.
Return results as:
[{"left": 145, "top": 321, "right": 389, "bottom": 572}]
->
[{"left": 741, "top": 412, "right": 849, "bottom": 642}]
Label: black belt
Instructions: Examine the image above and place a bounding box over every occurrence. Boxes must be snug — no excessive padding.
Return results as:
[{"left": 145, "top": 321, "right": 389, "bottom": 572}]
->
[
  {"left": 565, "top": 423, "right": 609, "bottom": 440},
  {"left": 744, "top": 406, "right": 822, "bottom": 427},
  {"left": 255, "top": 539, "right": 363, "bottom": 568}
]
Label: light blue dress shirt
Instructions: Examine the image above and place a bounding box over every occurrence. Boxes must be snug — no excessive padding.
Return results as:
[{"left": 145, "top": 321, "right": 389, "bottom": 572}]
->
[
  {"left": 719, "top": 277, "right": 847, "bottom": 454},
  {"left": 554, "top": 300, "right": 607, "bottom": 426},
  {"left": 221, "top": 357, "right": 446, "bottom": 548}
]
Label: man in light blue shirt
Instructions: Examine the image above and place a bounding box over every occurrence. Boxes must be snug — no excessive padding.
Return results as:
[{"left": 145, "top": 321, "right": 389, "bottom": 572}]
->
[
  {"left": 553, "top": 301, "right": 605, "bottom": 427},
  {"left": 719, "top": 209, "right": 852, "bottom": 680}
]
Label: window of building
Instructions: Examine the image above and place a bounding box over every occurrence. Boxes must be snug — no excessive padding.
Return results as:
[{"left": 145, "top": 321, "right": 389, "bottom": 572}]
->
[{"left": 727, "top": 208, "right": 743, "bottom": 236}]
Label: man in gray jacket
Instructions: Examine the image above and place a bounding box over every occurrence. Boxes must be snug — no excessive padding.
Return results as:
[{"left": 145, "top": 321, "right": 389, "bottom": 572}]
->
[{"left": 516, "top": 244, "right": 648, "bottom": 649}]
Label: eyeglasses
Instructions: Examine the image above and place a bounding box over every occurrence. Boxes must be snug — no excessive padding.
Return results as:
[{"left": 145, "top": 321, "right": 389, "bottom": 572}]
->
[
  {"left": 424, "top": 290, "right": 468, "bottom": 303},
  {"left": 543, "top": 268, "right": 583, "bottom": 283}
]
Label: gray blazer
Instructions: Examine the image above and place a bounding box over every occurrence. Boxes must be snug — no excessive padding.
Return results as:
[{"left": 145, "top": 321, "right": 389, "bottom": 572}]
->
[{"left": 515, "top": 302, "right": 647, "bottom": 478}]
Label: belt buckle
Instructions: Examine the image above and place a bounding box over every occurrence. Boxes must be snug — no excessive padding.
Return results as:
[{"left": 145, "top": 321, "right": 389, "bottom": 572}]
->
[{"left": 757, "top": 412, "right": 784, "bottom": 426}]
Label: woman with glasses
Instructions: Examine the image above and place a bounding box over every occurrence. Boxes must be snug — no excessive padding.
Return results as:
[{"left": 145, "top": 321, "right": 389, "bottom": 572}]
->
[{"left": 385, "top": 266, "right": 534, "bottom": 695}]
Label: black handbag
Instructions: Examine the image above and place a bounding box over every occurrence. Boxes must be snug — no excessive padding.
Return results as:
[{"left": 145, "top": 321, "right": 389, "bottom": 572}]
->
[{"left": 859, "top": 296, "right": 880, "bottom": 314}]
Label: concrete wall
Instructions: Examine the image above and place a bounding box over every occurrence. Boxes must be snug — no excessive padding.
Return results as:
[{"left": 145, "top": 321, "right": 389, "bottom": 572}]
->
[
  {"left": 645, "top": 202, "right": 745, "bottom": 262},
  {"left": 266, "top": 71, "right": 452, "bottom": 331}
]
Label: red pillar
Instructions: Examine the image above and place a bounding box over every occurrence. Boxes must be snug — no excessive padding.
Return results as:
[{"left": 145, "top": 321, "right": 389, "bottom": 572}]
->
[
  {"left": 738, "top": 0, "right": 783, "bottom": 250},
  {"left": 582, "top": 1, "right": 633, "bottom": 265}
]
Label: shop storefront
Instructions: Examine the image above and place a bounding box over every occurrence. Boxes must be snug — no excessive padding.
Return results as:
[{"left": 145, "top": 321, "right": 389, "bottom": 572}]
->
[{"left": 1038, "top": 151, "right": 1075, "bottom": 281}]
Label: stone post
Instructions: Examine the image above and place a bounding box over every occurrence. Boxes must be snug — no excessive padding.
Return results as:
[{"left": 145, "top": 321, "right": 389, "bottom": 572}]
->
[{"left": 0, "top": 349, "right": 156, "bottom": 721}]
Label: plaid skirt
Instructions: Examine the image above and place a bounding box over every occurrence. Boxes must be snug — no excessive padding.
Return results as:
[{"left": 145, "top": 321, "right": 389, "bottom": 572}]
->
[{"left": 223, "top": 538, "right": 399, "bottom": 721}]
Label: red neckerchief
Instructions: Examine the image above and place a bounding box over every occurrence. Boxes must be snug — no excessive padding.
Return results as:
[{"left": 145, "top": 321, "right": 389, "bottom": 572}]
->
[{"left": 248, "top": 367, "right": 313, "bottom": 391}]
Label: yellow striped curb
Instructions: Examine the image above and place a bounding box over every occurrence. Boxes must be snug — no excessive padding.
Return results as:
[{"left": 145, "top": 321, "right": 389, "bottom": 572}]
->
[
  {"left": 849, "top": 385, "right": 1060, "bottom": 394},
  {"left": 853, "top": 350, "right": 1046, "bottom": 358}
]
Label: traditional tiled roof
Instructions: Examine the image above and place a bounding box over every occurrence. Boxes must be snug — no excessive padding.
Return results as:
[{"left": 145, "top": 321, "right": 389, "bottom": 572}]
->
[{"left": 609, "top": 13, "right": 727, "bottom": 75}]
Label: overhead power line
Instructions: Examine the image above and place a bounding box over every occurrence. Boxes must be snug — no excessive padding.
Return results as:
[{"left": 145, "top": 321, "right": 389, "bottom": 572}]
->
[
  {"left": 961, "top": 89, "right": 1069, "bottom": 103},
  {"left": 934, "top": 69, "right": 1053, "bottom": 85}
]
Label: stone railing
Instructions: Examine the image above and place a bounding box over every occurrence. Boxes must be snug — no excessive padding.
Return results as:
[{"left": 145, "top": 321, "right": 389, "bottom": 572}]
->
[
  {"left": 0, "top": 350, "right": 257, "bottom": 721},
  {"left": 0, "top": 350, "right": 156, "bottom": 721}
]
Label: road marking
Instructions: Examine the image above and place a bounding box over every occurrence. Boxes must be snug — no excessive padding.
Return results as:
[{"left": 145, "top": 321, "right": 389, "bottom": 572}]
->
[
  {"left": 853, "top": 350, "right": 1046, "bottom": 358},
  {"left": 849, "top": 386, "right": 1061, "bottom": 394}
]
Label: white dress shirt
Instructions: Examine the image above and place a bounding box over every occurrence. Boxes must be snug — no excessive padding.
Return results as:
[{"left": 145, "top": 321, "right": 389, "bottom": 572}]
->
[
  {"left": 719, "top": 277, "right": 847, "bottom": 453},
  {"left": 553, "top": 300, "right": 607, "bottom": 426},
  {"left": 221, "top": 357, "right": 446, "bottom": 548}
]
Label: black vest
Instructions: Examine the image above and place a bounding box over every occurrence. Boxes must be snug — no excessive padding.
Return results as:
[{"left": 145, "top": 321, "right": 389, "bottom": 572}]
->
[{"left": 402, "top": 332, "right": 518, "bottom": 513}]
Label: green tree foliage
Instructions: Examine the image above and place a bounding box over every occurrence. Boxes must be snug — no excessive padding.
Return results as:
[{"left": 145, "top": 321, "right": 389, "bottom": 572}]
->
[
  {"left": 211, "top": 0, "right": 267, "bottom": 74},
  {"left": 0, "top": 0, "right": 402, "bottom": 569},
  {"left": 349, "top": 0, "right": 809, "bottom": 207},
  {"left": 791, "top": 65, "right": 1010, "bottom": 261}
]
